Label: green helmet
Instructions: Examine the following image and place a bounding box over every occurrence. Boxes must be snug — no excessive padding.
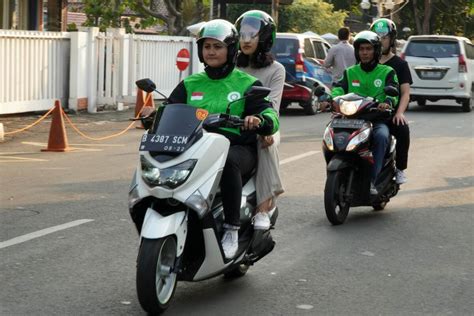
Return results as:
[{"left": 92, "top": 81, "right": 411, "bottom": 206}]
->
[
  {"left": 370, "top": 18, "right": 397, "bottom": 48},
  {"left": 197, "top": 19, "right": 239, "bottom": 64},
  {"left": 235, "top": 10, "right": 276, "bottom": 52},
  {"left": 353, "top": 31, "right": 382, "bottom": 63}
]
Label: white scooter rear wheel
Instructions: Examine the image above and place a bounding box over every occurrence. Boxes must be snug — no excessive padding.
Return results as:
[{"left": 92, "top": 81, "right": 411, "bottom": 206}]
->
[{"left": 137, "top": 236, "right": 178, "bottom": 314}]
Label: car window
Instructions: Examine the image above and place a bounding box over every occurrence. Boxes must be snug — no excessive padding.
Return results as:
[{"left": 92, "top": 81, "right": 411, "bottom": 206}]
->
[
  {"left": 405, "top": 40, "right": 460, "bottom": 58},
  {"left": 323, "top": 43, "right": 331, "bottom": 53},
  {"left": 271, "top": 38, "right": 299, "bottom": 57},
  {"left": 464, "top": 42, "right": 474, "bottom": 59},
  {"left": 304, "top": 38, "right": 315, "bottom": 58},
  {"left": 312, "top": 40, "right": 326, "bottom": 59}
]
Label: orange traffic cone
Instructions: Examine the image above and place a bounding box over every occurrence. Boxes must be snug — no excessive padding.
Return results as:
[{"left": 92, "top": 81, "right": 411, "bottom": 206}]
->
[
  {"left": 136, "top": 90, "right": 155, "bottom": 129},
  {"left": 42, "top": 100, "right": 70, "bottom": 152},
  {"left": 134, "top": 88, "right": 146, "bottom": 118}
]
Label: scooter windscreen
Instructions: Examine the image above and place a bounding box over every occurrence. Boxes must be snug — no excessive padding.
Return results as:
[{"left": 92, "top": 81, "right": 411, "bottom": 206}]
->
[{"left": 139, "top": 103, "right": 207, "bottom": 155}]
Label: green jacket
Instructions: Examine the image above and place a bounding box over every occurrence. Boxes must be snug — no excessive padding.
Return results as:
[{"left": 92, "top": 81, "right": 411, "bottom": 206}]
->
[
  {"left": 332, "top": 63, "right": 399, "bottom": 108},
  {"left": 169, "top": 68, "right": 279, "bottom": 145}
]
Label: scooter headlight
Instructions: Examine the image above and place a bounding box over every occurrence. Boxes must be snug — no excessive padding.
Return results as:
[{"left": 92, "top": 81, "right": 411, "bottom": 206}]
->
[
  {"left": 141, "top": 156, "right": 197, "bottom": 189},
  {"left": 346, "top": 127, "right": 371, "bottom": 151},
  {"left": 339, "top": 100, "right": 360, "bottom": 116},
  {"left": 323, "top": 126, "right": 334, "bottom": 151}
]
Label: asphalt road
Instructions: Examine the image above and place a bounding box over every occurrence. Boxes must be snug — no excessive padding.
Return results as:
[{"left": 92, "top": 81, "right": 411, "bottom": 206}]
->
[{"left": 1, "top": 102, "right": 473, "bottom": 315}]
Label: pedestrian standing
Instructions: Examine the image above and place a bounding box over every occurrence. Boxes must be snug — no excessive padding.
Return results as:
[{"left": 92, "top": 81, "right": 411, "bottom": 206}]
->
[{"left": 324, "top": 27, "right": 356, "bottom": 83}]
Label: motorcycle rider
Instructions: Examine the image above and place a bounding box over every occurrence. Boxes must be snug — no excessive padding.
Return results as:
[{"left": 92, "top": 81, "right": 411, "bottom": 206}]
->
[
  {"left": 167, "top": 19, "right": 279, "bottom": 259},
  {"left": 321, "top": 31, "right": 399, "bottom": 195},
  {"left": 235, "top": 10, "right": 285, "bottom": 230},
  {"left": 370, "top": 18, "right": 412, "bottom": 185}
]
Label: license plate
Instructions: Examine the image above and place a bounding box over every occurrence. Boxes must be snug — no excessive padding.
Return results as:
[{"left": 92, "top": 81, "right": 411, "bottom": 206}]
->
[
  {"left": 139, "top": 133, "right": 190, "bottom": 153},
  {"left": 420, "top": 71, "right": 442, "bottom": 79},
  {"left": 331, "top": 119, "right": 365, "bottom": 129}
]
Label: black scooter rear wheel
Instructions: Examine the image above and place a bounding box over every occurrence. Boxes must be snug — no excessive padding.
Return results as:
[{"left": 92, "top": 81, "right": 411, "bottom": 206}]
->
[{"left": 324, "top": 171, "right": 350, "bottom": 225}]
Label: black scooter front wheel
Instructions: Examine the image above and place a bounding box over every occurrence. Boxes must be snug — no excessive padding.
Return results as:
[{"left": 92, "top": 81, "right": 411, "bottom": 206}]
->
[
  {"left": 137, "top": 236, "right": 178, "bottom": 315},
  {"left": 324, "top": 170, "right": 350, "bottom": 225}
]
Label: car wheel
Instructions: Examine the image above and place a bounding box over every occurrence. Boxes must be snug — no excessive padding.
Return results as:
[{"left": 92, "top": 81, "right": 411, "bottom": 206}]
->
[
  {"left": 461, "top": 98, "right": 472, "bottom": 112},
  {"left": 417, "top": 99, "right": 426, "bottom": 107},
  {"left": 280, "top": 100, "right": 290, "bottom": 114},
  {"left": 302, "top": 91, "right": 319, "bottom": 115}
]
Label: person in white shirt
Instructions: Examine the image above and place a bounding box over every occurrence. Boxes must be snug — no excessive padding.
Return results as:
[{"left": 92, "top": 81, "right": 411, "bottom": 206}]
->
[{"left": 324, "top": 27, "right": 356, "bottom": 83}]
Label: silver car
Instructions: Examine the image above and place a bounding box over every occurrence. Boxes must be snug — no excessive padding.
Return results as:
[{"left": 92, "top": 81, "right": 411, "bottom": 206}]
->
[{"left": 401, "top": 35, "right": 474, "bottom": 112}]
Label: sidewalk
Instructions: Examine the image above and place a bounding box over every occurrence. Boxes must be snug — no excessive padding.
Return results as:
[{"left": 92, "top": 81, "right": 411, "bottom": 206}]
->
[{"left": 0, "top": 107, "right": 140, "bottom": 147}]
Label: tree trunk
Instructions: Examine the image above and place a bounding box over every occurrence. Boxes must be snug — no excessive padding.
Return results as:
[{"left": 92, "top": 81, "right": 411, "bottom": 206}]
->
[
  {"left": 411, "top": 0, "right": 423, "bottom": 34},
  {"left": 422, "top": 0, "right": 432, "bottom": 34}
]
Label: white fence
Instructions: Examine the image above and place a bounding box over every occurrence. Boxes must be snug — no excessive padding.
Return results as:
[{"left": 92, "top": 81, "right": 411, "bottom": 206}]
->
[
  {"left": 0, "top": 28, "right": 200, "bottom": 115},
  {"left": 0, "top": 30, "right": 70, "bottom": 115}
]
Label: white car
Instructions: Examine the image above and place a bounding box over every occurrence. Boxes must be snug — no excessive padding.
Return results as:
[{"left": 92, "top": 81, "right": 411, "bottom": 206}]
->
[{"left": 401, "top": 35, "right": 474, "bottom": 112}]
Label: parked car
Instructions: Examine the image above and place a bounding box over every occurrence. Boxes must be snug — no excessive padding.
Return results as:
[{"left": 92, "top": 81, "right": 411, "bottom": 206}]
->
[
  {"left": 271, "top": 32, "right": 333, "bottom": 115},
  {"left": 401, "top": 35, "right": 474, "bottom": 112}
]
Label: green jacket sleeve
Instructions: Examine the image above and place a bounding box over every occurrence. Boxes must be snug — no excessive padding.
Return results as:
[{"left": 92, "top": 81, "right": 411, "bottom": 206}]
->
[
  {"left": 383, "top": 70, "right": 399, "bottom": 108},
  {"left": 331, "top": 70, "right": 348, "bottom": 98},
  {"left": 258, "top": 107, "right": 279, "bottom": 136}
]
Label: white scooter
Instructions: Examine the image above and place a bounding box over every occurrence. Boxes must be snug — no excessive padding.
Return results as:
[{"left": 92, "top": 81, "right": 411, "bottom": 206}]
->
[{"left": 128, "top": 79, "right": 278, "bottom": 314}]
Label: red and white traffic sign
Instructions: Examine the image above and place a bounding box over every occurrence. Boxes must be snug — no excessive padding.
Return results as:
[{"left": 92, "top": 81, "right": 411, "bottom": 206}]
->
[{"left": 176, "top": 48, "right": 190, "bottom": 71}]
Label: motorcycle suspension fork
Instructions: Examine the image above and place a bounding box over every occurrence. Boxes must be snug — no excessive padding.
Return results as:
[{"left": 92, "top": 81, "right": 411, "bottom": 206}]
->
[{"left": 343, "top": 169, "right": 355, "bottom": 203}]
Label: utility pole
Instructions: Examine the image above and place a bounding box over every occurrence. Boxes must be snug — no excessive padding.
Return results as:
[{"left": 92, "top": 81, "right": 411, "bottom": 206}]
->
[{"left": 272, "top": 0, "right": 279, "bottom": 26}]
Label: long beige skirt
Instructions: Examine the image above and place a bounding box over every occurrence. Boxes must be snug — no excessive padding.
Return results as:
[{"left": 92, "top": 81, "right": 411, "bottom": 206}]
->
[{"left": 256, "top": 131, "right": 284, "bottom": 208}]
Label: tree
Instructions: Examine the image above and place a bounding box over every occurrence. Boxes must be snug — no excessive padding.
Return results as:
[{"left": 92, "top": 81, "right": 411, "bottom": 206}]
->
[
  {"left": 228, "top": 0, "right": 347, "bottom": 34},
  {"left": 400, "top": 0, "right": 472, "bottom": 37},
  {"left": 83, "top": 0, "right": 209, "bottom": 35},
  {"left": 279, "top": 0, "right": 347, "bottom": 34}
]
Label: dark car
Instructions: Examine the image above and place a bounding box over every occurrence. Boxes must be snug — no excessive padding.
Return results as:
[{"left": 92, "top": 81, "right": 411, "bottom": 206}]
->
[{"left": 271, "top": 32, "right": 333, "bottom": 115}]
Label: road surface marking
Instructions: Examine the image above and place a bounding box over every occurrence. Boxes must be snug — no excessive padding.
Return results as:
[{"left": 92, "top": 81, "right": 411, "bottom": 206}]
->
[
  {"left": 280, "top": 150, "right": 320, "bottom": 165},
  {"left": 0, "top": 156, "right": 47, "bottom": 163},
  {"left": 0, "top": 219, "right": 94, "bottom": 250}
]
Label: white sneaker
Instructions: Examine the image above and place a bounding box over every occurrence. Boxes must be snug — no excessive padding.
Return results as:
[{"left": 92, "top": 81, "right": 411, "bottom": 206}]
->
[
  {"left": 253, "top": 212, "right": 271, "bottom": 230},
  {"left": 370, "top": 182, "right": 378, "bottom": 196},
  {"left": 221, "top": 228, "right": 238, "bottom": 259},
  {"left": 395, "top": 169, "right": 407, "bottom": 184}
]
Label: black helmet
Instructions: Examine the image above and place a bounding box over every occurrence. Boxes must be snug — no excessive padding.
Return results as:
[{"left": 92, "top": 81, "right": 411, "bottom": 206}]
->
[
  {"left": 370, "top": 18, "right": 397, "bottom": 48},
  {"left": 353, "top": 31, "right": 382, "bottom": 63},
  {"left": 197, "top": 19, "right": 239, "bottom": 65},
  {"left": 235, "top": 10, "right": 276, "bottom": 52}
]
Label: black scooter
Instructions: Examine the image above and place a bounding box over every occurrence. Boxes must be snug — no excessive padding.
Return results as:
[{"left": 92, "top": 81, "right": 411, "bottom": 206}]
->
[{"left": 315, "top": 85, "right": 400, "bottom": 225}]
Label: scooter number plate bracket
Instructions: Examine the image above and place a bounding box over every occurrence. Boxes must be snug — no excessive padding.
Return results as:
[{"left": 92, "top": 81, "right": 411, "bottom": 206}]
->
[{"left": 331, "top": 119, "right": 365, "bottom": 129}]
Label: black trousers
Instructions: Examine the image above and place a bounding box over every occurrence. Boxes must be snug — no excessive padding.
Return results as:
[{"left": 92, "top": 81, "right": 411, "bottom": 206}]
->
[
  {"left": 388, "top": 121, "right": 410, "bottom": 170},
  {"left": 220, "top": 144, "right": 257, "bottom": 227}
]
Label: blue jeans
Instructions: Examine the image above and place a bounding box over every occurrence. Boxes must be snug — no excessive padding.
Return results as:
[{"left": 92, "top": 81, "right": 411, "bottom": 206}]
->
[{"left": 371, "top": 123, "right": 390, "bottom": 182}]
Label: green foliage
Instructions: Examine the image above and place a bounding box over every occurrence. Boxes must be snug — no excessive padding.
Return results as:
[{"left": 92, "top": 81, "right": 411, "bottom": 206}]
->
[
  {"left": 279, "top": 0, "right": 347, "bottom": 34},
  {"left": 228, "top": 0, "right": 346, "bottom": 34},
  {"left": 398, "top": 0, "right": 472, "bottom": 38},
  {"left": 82, "top": 0, "right": 209, "bottom": 34}
]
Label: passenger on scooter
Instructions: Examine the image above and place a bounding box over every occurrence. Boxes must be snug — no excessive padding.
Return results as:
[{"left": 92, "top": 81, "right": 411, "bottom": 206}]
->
[
  {"left": 321, "top": 31, "right": 399, "bottom": 195},
  {"left": 370, "top": 18, "right": 412, "bottom": 185},
  {"left": 235, "top": 10, "right": 285, "bottom": 230},
  {"left": 167, "top": 19, "right": 280, "bottom": 259}
]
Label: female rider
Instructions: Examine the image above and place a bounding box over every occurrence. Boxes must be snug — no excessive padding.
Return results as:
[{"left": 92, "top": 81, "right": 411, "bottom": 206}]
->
[
  {"left": 167, "top": 19, "right": 280, "bottom": 259},
  {"left": 235, "top": 10, "right": 285, "bottom": 230}
]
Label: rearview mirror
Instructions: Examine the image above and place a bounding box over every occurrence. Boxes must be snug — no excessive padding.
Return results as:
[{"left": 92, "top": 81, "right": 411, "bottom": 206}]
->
[
  {"left": 136, "top": 78, "right": 156, "bottom": 93},
  {"left": 384, "top": 86, "right": 399, "bottom": 97},
  {"left": 244, "top": 86, "right": 271, "bottom": 99}
]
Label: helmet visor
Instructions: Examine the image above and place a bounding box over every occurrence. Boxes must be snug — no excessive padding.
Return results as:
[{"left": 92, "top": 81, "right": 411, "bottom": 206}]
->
[{"left": 238, "top": 16, "right": 262, "bottom": 42}]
